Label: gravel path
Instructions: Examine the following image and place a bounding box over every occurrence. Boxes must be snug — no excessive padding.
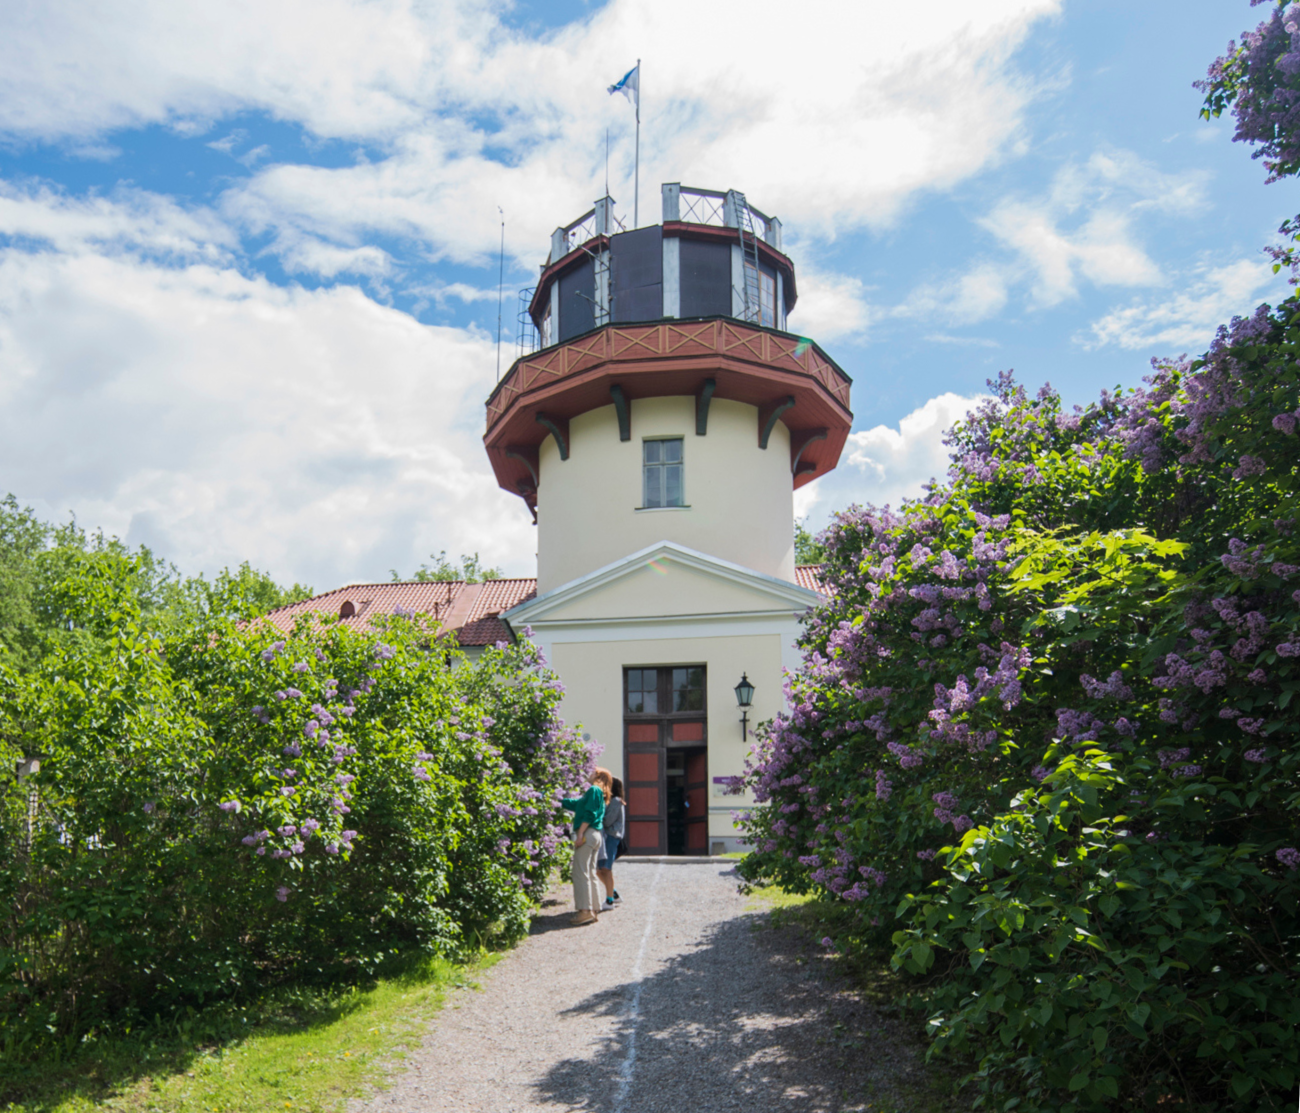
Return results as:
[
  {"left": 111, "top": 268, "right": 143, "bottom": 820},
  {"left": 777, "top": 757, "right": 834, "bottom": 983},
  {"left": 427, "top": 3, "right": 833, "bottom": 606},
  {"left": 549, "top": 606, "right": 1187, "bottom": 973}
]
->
[{"left": 353, "top": 861, "right": 933, "bottom": 1113}]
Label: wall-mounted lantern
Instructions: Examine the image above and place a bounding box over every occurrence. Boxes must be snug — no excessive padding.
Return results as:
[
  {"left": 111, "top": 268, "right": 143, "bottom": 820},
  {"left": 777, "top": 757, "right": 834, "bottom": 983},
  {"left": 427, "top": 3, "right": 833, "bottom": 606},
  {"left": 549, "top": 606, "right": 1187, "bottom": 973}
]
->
[{"left": 734, "top": 672, "right": 755, "bottom": 741}]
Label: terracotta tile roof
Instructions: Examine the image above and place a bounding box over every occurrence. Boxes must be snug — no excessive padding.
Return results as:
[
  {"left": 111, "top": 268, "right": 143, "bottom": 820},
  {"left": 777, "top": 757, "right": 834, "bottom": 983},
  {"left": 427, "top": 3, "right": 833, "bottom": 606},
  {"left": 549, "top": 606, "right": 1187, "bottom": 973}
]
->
[
  {"left": 261, "top": 578, "right": 537, "bottom": 646},
  {"left": 795, "top": 564, "right": 828, "bottom": 594},
  {"left": 263, "top": 565, "right": 824, "bottom": 644}
]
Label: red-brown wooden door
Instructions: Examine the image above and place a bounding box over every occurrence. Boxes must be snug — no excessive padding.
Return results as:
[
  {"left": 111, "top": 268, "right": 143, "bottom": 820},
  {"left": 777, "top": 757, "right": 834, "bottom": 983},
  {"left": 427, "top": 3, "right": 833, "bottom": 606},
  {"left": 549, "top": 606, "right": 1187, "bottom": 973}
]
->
[
  {"left": 685, "top": 750, "right": 708, "bottom": 853},
  {"left": 625, "top": 721, "right": 665, "bottom": 855}
]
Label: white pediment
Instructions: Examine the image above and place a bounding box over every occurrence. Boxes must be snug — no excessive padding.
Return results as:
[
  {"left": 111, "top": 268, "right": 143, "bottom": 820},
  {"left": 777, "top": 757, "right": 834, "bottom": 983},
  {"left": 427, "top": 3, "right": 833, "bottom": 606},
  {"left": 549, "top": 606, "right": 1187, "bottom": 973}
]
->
[{"left": 504, "top": 541, "right": 823, "bottom": 629}]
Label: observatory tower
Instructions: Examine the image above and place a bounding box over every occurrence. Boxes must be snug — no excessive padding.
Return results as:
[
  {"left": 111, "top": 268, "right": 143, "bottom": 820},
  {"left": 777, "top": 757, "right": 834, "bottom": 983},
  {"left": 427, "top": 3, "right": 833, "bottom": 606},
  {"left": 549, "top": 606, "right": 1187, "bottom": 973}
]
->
[{"left": 489, "top": 184, "right": 853, "bottom": 855}]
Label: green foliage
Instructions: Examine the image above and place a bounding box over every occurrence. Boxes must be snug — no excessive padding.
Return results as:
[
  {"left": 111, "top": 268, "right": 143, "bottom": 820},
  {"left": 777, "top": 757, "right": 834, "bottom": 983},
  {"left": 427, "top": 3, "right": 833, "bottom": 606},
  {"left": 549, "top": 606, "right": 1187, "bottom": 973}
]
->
[
  {"left": 0, "top": 493, "right": 311, "bottom": 675},
  {"left": 1, "top": 952, "right": 493, "bottom": 1111},
  {"left": 895, "top": 750, "right": 1299, "bottom": 1111},
  {"left": 737, "top": 302, "right": 1300, "bottom": 1109},
  {"left": 391, "top": 551, "right": 502, "bottom": 583},
  {"left": 0, "top": 552, "right": 590, "bottom": 1062},
  {"left": 795, "top": 520, "right": 827, "bottom": 565}
]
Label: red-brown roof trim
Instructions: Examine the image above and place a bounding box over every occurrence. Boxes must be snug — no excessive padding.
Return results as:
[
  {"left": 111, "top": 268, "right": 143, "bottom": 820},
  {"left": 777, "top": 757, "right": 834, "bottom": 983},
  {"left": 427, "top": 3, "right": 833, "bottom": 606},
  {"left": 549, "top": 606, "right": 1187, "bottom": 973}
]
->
[{"left": 261, "top": 579, "right": 538, "bottom": 647}]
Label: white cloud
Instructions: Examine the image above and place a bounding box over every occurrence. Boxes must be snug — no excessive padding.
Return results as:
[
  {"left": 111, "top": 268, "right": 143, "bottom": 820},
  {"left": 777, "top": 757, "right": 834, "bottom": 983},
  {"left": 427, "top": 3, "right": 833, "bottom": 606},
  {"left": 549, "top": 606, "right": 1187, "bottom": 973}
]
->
[
  {"left": 0, "top": 181, "right": 235, "bottom": 261},
  {"left": 980, "top": 149, "right": 1207, "bottom": 305},
  {"left": 0, "top": 196, "right": 535, "bottom": 588},
  {"left": 0, "top": 0, "right": 1068, "bottom": 586},
  {"left": 0, "top": 0, "right": 1059, "bottom": 268},
  {"left": 1078, "top": 258, "right": 1284, "bottom": 352},
  {"left": 795, "top": 392, "right": 987, "bottom": 526},
  {"left": 925, "top": 334, "right": 1001, "bottom": 348},
  {"left": 0, "top": 0, "right": 449, "bottom": 141},
  {"left": 207, "top": 129, "right": 248, "bottom": 155},
  {"left": 272, "top": 234, "right": 393, "bottom": 278},
  {"left": 786, "top": 269, "right": 874, "bottom": 342},
  {"left": 894, "top": 262, "right": 1011, "bottom": 326}
]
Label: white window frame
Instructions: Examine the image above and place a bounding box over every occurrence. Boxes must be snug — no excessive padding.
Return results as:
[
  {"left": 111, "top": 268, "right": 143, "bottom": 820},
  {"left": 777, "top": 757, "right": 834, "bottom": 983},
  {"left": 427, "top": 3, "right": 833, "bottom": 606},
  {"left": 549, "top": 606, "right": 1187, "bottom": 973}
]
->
[{"left": 642, "top": 437, "right": 685, "bottom": 509}]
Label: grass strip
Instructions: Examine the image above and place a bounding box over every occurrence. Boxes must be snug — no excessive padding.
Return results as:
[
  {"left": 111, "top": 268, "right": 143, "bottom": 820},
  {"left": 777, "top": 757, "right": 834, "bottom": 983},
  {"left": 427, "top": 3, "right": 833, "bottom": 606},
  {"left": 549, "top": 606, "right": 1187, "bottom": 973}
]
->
[{"left": 2, "top": 953, "right": 500, "bottom": 1113}]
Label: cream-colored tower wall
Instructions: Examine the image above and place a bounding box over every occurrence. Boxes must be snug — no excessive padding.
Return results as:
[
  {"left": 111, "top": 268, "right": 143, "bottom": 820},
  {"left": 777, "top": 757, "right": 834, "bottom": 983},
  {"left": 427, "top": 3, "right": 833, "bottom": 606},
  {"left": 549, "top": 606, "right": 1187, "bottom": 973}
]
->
[
  {"left": 535, "top": 396, "right": 795, "bottom": 594},
  {"left": 550, "top": 630, "right": 782, "bottom": 845}
]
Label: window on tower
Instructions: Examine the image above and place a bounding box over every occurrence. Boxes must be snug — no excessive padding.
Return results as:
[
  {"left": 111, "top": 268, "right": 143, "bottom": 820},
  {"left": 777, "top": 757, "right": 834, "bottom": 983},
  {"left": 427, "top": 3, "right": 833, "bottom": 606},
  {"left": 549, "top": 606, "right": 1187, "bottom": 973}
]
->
[
  {"left": 743, "top": 262, "right": 777, "bottom": 328},
  {"left": 643, "top": 438, "right": 684, "bottom": 508}
]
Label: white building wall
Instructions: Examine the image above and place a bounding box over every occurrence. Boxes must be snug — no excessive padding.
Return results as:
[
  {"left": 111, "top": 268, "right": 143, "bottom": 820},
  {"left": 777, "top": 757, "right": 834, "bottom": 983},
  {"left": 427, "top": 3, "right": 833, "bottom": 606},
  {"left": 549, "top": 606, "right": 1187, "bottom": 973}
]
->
[
  {"left": 546, "top": 622, "right": 794, "bottom": 851},
  {"left": 535, "top": 396, "right": 796, "bottom": 594}
]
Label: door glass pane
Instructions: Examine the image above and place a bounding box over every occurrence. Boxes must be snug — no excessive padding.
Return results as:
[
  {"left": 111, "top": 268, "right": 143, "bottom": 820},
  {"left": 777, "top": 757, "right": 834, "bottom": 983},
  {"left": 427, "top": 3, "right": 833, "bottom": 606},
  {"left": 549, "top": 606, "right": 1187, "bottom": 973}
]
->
[
  {"left": 626, "top": 668, "right": 657, "bottom": 714},
  {"left": 672, "top": 666, "right": 705, "bottom": 712}
]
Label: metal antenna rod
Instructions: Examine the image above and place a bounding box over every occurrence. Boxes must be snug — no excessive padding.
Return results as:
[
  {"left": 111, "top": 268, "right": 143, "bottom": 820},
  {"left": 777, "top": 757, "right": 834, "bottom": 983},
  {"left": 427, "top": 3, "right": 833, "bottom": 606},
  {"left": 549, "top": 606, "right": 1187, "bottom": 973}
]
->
[
  {"left": 605, "top": 128, "right": 610, "bottom": 198},
  {"left": 495, "top": 208, "right": 505, "bottom": 381},
  {"left": 633, "top": 58, "right": 640, "bottom": 229}
]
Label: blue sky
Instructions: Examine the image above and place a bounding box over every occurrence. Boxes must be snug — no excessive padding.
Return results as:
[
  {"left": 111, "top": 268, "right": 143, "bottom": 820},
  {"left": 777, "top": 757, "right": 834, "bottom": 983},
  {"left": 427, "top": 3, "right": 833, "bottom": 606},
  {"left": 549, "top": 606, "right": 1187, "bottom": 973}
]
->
[{"left": 0, "top": 0, "right": 1291, "bottom": 587}]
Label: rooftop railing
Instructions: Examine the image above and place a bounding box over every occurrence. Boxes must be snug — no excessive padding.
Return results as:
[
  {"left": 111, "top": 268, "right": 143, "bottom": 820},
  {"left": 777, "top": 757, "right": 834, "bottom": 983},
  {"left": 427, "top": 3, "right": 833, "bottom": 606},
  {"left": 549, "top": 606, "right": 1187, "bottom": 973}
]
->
[
  {"left": 665, "top": 184, "right": 782, "bottom": 250},
  {"left": 545, "top": 185, "right": 782, "bottom": 265},
  {"left": 547, "top": 197, "right": 627, "bottom": 263}
]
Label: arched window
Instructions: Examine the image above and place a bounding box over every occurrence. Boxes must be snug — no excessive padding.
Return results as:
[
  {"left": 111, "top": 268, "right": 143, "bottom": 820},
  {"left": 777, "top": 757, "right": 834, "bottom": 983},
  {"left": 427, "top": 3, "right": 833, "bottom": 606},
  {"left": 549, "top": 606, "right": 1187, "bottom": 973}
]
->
[{"left": 339, "top": 601, "right": 356, "bottom": 618}]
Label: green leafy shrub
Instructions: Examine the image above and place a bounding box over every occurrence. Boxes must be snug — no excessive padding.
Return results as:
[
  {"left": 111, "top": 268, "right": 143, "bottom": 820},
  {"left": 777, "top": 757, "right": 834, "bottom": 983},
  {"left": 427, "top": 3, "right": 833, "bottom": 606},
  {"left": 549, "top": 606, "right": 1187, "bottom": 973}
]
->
[
  {"left": 738, "top": 296, "right": 1299, "bottom": 1109},
  {"left": 0, "top": 551, "right": 592, "bottom": 1058}
]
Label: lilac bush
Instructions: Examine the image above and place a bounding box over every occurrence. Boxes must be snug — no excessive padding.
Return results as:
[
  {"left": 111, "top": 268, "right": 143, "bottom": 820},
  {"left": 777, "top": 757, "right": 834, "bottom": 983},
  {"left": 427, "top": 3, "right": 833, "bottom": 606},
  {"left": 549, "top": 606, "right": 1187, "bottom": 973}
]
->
[
  {"left": 1200, "top": 0, "right": 1300, "bottom": 279},
  {"left": 0, "top": 569, "right": 593, "bottom": 1048},
  {"left": 738, "top": 298, "right": 1299, "bottom": 1109}
]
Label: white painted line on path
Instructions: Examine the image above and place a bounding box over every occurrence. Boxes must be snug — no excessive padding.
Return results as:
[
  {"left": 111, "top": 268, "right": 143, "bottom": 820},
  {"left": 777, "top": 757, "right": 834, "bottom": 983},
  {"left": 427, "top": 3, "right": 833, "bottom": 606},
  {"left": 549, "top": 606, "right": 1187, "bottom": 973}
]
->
[{"left": 612, "top": 861, "right": 666, "bottom": 1113}]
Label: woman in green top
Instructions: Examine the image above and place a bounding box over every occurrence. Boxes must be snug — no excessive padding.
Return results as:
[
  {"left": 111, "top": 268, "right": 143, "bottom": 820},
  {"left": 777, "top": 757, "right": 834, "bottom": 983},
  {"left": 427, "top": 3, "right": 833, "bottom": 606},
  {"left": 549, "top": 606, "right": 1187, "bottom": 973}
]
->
[{"left": 562, "top": 768, "right": 610, "bottom": 925}]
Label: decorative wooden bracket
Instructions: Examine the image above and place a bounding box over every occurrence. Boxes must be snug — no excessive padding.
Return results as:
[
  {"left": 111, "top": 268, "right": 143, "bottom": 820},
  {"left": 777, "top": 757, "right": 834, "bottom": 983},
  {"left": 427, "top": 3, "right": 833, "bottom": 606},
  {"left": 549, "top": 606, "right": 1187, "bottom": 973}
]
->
[
  {"left": 758, "top": 395, "right": 796, "bottom": 449},
  {"left": 504, "top": 445, "right": 540, "bottom": 487},
  {"left": 535, "top": 413, "right": 569, "bottom": 460},
  {"left": 791, "top": 428, "right": 828, "bottom": 476},
  {"left": 610, "top": 384, "right": 631, "bottom": 441},
  {"left": 695, "top": 377, "right": 716, "bottom": 436},
  {"left": 517, "top": 484, "right": 538, "bottom": 524}
]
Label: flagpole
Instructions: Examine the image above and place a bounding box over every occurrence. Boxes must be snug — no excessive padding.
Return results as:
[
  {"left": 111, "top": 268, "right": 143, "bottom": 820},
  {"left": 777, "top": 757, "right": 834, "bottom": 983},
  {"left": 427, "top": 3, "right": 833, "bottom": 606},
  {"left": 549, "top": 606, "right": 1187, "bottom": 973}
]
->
[{"left": 634, "top": 58, "right": 640, "bottom": 229}]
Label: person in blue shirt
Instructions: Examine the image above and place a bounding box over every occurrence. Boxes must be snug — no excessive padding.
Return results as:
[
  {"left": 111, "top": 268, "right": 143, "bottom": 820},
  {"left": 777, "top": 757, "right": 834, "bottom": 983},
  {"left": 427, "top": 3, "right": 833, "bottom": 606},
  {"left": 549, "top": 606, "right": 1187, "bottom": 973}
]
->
[
  {"left": 598, "top": 776, "right": 625, "bottom": 910},
  {"left": 561, "top": 768, "right": 610, "bottom": 925}
]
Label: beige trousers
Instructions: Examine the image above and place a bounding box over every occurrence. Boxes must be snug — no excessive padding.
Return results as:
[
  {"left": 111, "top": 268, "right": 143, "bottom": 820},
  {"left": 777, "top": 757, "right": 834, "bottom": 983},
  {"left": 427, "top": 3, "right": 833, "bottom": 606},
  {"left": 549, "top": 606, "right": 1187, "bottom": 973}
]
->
[{"left": 571, "top": 828, "right": 603, "bottom": 912}]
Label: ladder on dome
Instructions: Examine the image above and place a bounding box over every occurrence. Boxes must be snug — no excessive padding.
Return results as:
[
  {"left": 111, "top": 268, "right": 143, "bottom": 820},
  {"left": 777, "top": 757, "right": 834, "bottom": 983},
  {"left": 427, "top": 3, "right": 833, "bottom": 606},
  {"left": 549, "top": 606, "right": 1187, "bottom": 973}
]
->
[
  {"left": 575, "top": 241, "right": 611, "bottom": 328},
  {"left": 732, "top": 191, "right": 763, "bottom": 325}
]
